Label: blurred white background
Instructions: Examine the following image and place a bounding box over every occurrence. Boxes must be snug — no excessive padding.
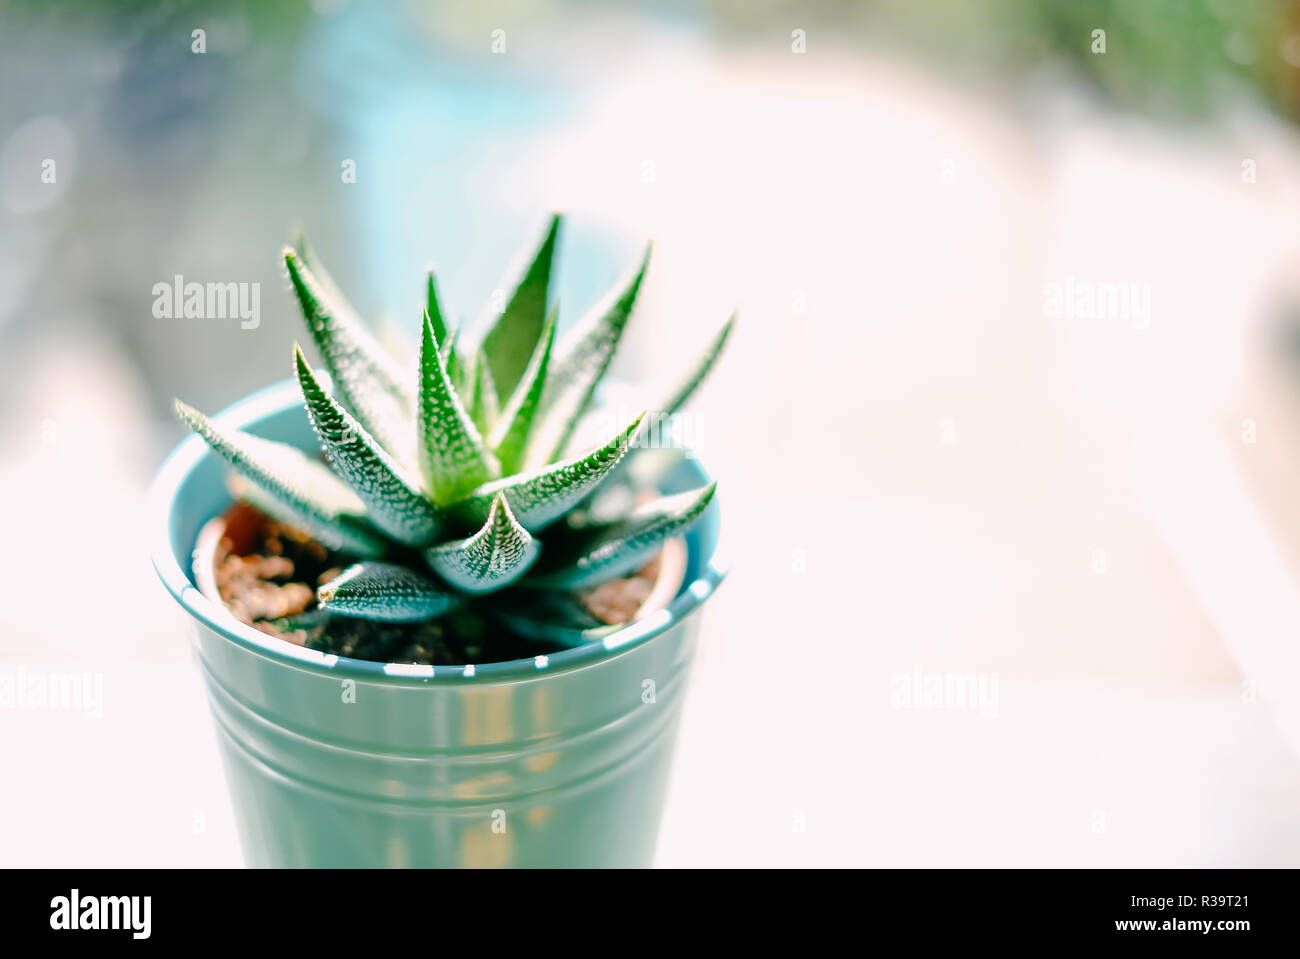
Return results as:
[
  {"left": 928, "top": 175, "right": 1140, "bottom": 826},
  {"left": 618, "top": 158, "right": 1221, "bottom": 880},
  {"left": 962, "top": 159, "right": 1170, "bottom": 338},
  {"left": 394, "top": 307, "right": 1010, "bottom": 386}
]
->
[{"left": 5, "top": 0, "right": 1300, "bottom": 866}]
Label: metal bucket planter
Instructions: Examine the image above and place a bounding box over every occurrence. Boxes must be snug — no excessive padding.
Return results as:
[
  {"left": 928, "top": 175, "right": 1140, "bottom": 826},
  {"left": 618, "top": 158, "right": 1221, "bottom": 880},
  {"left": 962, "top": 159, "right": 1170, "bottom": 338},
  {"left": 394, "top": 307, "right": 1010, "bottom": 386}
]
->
[{"left": 149, "top": 381, "right": 726, "bottom": 867}]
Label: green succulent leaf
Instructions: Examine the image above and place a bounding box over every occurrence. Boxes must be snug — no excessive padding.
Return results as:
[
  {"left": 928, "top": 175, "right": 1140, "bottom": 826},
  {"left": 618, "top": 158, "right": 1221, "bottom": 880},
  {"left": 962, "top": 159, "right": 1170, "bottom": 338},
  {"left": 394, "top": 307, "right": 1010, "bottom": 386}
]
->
[
  {"left": 529, "top": 482, "right": 716, "bottom": 589},
  {"left": 466, "top": 350, "right": 500, "bottom": 437},
  {"left": 558, "top": 314, "right": 733, "bottom": 458},
  {"left": 424, "top": 493, "right": 539, "bottom": 593},
  {"left": 296, "top": 232, "right": 361, "bottom": 327},
  {"left": 527, "top": 245, "right": 649, "bottom": 467},
  {"left": 174, "top": 399, "right": 386, "bottom": 557},
  {"left": 443, "top": 321, "right": 467, "bottom": 391},
  {"left": 488, "top": 596, "right": 621, "bottom": 648},
  {"left": 489, "top": 306, "right": 557, "bottom": 475},
  {"left": 317, "top": 562, "right": 459, "bottom": 622},
  {"left": 654, "top": 313, "right": 735, "bottom": 418},
  {"left": 453, "top": 411, "right": 645, "bottom": 532},
  {"left": 418, "top": 312, "right": 499, "bottom": 507},
  {"left": 480, "top": 213, "right": 560, "bottom": 396},
  {"left": 284, "top": 248, "right": 416, "bottom": 464},
  {"left": 425, "top": 270, "right": 448, "bottom": 347},
  {"left": 294, "top": 346, "right": 440, "bottom": 547},
  {"left": 425, "top": 275, "right": 460, "bottom": 379},
  {"left": 269, "top": 606, "right": 332, "bottom": 641}
]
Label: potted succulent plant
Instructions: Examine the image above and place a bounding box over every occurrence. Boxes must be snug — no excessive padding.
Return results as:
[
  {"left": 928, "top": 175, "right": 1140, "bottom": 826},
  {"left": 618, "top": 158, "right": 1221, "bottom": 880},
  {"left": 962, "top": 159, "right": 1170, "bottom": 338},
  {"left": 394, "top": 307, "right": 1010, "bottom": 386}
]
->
[{"left": 150, "top": 215, "right": 732, "bottom": 867}]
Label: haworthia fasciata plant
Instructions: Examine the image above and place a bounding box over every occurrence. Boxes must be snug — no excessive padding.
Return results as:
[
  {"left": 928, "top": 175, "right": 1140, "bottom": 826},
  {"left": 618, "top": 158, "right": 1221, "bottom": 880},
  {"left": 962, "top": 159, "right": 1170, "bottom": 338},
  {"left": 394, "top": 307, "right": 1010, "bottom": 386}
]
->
[{"left": 175, "top": 216, "right": 733, "bottom": 663}]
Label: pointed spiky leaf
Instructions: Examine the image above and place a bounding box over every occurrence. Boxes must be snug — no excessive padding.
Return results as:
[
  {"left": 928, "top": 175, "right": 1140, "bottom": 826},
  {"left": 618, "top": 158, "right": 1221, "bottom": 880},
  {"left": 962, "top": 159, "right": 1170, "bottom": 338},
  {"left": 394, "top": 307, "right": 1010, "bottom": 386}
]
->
[
  {"left": 656, "top": 313, "right": 734, "bottom": 417},
  {"left": 560, "top": 313, "right": 735, "bottom": 458},
  {"left": 488, "top": 582, "right": 629, "bottom": 641},
  {"left": 285, "top": 248, "right": 413, "bottom": 404},
  {"left": 489, "top": 307, "right": 556, "bottom": 474},
  {"left": 285, "top": 249, "right": 416, "bottom": 464},
  {"left": 467, "top": 350, "right": 500, "bottom": 436},
  {"left": 424, "top": 493, "right": 539, "bottom": 593},
  {"left": 530, "top": 483, "right": 716, "bottom": 588},
  {"left": 527, "top": 245, "right": 649, "bottom": 466},
  {"left": 296, "top": 233, "right": 362, "bottom": 328},
  {"left": 317, "top": 562, "right": 458, "bottom": 622},
  {"left": 418, "top": 312, "right": 498, "bottom": 506},
  {"left": 174, "top": 400, "right": 386, "bottom": 557},
  {"left": 443, "top": 321, "right": 466, "bottom": 390},
  {"left": 428, "top": 311, "right": 467, "bottom": 396},
  {"left": 295, "top": 346, "right": 440, "bottom": 546},
  {"left": 453, "top": 412, "right": 644, "bottom": 532},
  {"left": 425, "top": 270, "right": 448, "bottom": 346},
  {"left": 488, "top": 594, "right": 620, "bottom": 647},
  {"left": 480, "top": 213, "right": 560, "bottom": 396}
]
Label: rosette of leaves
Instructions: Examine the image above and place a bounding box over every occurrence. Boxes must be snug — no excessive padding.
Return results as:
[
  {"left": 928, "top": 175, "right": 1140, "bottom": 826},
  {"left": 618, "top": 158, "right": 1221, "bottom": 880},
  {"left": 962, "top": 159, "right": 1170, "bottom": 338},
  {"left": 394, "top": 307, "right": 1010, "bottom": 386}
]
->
[{"left": 175, "top": 214, "right": 732, "bottom": 651}]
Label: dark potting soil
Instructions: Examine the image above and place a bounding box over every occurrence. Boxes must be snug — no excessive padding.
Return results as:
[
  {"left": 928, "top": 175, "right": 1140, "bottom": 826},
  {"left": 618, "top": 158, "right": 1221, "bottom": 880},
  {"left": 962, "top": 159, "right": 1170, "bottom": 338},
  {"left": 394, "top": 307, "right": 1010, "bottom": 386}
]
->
[{"left": 210, "top": 501, "right": 659, "bottom": 666}]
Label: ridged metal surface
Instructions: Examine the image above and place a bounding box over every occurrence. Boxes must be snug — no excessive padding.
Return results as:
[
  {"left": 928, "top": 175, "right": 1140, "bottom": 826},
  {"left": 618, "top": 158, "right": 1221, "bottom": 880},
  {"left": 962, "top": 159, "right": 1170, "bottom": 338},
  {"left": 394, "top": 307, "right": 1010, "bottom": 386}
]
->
[
  {"left": 194, "top": 617, "right": 696, "bottom": 866},
  {"left": 151, "top": 381, "right": 725, "bottom": 867}
]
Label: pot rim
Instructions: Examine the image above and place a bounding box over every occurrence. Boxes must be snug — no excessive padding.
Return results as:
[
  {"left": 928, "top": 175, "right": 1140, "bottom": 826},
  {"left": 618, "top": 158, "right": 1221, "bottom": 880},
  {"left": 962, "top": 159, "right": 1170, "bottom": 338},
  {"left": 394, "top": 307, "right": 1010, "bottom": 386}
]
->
[{"left": 148, "top": 379, "right": 729, "bottom": 686}]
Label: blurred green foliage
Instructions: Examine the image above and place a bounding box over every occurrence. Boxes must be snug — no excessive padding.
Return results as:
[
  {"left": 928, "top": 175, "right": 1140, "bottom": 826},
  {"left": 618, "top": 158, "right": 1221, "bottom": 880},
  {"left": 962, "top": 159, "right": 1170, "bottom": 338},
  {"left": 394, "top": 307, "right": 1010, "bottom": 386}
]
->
[
  {"left": 724, "top": 0, "right": 1300, "bottom": 120},
  {"left": 976, "top": 0, "right": 1299, "bottom": 118}
]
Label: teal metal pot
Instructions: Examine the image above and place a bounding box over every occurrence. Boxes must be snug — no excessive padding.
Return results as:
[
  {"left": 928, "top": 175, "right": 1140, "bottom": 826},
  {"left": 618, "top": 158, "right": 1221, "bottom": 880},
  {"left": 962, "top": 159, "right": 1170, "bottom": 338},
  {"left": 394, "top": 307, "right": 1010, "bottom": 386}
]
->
[{"left": 149, "top": 381, "right": 726, "bottom": 867}]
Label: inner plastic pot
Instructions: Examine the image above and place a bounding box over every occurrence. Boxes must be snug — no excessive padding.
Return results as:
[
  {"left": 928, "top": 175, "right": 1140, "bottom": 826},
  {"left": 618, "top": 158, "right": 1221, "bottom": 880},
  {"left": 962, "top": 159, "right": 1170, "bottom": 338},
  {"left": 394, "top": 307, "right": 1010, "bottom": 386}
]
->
[{"left": 149, "top": 379, "right": 727, "bottom": 867}]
